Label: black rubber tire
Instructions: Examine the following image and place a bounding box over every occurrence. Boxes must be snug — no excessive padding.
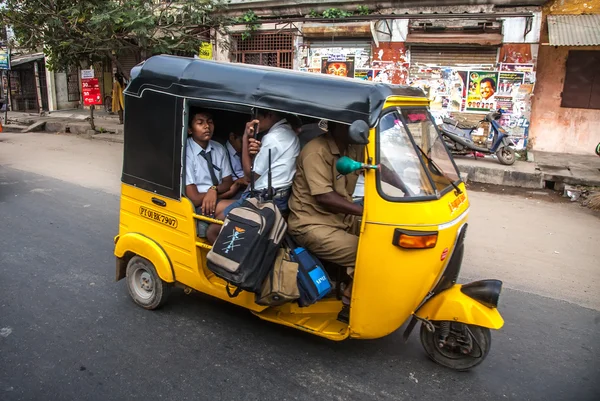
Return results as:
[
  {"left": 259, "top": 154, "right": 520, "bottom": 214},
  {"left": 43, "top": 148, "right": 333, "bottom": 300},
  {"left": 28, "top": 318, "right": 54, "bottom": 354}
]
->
[
  {"left": 496, "top": 146, "right": 516, "bottom": 165},
  {"left": 125, "top": 256, "right": 171, "bottom": 310},
  {"left": 420, "top": 322, "right": 492, "bottom": 371}
]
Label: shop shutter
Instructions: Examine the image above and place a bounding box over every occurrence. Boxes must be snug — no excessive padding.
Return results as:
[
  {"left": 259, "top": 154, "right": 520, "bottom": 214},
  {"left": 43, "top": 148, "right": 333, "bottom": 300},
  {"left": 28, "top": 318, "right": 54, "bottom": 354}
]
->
[
  {"left": 409, "top": 45, "right": 498, "bottom": 67},
  {"left": 306, "top": 39, "right": 372, "bottom": 50},
  {"left": 116, "top": 50, "right": 141, "bottom": 78}
]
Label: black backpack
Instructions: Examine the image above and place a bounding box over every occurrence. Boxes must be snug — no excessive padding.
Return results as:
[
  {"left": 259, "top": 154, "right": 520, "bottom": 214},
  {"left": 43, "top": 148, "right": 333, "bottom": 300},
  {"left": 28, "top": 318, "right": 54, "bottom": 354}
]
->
[{"left": 206, "top": 198, "right": 287, "bottom": 297}]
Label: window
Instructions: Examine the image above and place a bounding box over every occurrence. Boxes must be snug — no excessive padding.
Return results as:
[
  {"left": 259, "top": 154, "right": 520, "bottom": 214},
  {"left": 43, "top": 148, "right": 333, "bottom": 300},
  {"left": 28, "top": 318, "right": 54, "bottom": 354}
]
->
[
  {"left": 377, "top": 108, "right": 462, "bottom": 201},
  {"left": 67, "top": 66, "right": 80, "bottom": 102},
  {"left": 122, "top": 90, "right": 183, "bottom": 199},
  {"left": 561, "top": 50, "right": 600, "bottom": 110},
  {"left": 400, "top": 108, "right": 460, "bottom": 192},
  {"left": 377, "top": 111, "right": 435, "bottom": 199},
  {"left": 232, "top": 32, "right": 294, "bottom": 69}
]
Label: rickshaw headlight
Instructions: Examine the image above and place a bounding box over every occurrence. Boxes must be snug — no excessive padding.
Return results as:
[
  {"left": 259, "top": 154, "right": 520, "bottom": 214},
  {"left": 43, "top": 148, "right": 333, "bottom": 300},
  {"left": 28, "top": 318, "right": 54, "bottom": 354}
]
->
[{"left": 393, "top": 229, "right": 438, "bottom": 249}]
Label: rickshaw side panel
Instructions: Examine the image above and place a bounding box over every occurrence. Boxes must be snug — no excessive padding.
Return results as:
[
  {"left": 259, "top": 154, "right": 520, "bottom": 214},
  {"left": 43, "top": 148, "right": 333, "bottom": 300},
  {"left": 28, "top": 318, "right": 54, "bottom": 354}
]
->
[
  {"left": 349, "top": 199, "right": 469, "bottom": 340},
  {"left": 116, "top": 184, "right": 267, "bottom": 312},
  {"left": 116, "top": 87, "right": 268, "bottom": 312}
]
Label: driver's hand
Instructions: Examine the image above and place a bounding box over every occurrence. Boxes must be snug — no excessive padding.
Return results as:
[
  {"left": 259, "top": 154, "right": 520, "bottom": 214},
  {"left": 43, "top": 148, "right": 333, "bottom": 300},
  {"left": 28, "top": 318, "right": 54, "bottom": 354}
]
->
[{"left": 201, "top": 189, "right": 218, "bottom": 217}]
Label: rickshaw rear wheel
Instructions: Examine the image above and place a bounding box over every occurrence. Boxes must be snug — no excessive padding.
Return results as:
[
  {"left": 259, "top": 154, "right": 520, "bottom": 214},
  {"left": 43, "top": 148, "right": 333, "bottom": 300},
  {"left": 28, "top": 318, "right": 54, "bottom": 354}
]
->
[
  {"left": 420, "top": 321, "right": 491, "bottom": 371},
  {"left": 126, "top": 256, "right": 171, "bottom": 310}
]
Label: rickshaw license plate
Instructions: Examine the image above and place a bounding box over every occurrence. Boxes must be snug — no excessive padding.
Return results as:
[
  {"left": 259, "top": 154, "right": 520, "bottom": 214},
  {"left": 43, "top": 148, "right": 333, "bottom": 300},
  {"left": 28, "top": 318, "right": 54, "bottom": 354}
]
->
[{"left": 139, "top": 206, "right": 178, "bottom": 228}]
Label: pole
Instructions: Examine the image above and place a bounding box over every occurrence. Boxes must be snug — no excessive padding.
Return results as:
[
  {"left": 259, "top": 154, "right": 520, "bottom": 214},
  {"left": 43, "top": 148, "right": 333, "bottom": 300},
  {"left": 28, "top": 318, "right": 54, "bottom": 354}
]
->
[
  {"left": 6, "top": 69, "right": 11, "bottom": 113},
  {"left": 90, "top": 104, "right": 95, "bottom": 131},
  {"left": 3, "top": 71, "right": 8, "bottom": 124},
  {"left": 33, "top": 60, "right": 43, "bottom": 115}
]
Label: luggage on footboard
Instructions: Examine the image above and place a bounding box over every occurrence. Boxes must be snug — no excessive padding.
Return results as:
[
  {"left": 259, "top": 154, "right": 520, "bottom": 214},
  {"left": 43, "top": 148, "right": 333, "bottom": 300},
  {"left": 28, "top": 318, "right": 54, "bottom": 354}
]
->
[{"left": 256, "top": 244, "right": 300, "bottom": 306}]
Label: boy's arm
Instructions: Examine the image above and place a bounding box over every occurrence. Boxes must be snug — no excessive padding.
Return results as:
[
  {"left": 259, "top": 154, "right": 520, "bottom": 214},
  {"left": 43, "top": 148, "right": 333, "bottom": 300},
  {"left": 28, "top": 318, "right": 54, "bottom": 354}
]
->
[
  {"left": 219, "top": 176, "right": 241, "bottom": 199},
  {"left": 186, "top": 184, "right": 208, "bottom": 208}
]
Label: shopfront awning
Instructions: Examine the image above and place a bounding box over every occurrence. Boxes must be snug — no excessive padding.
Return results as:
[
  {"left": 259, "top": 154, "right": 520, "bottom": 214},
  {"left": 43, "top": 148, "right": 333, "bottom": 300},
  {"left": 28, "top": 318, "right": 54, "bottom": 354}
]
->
[
  {"left": 10, "top": 52, "right": 45, "bottom": 67},
  {"left": 547, "top": 14, "right": 600, "bottom": 46}
]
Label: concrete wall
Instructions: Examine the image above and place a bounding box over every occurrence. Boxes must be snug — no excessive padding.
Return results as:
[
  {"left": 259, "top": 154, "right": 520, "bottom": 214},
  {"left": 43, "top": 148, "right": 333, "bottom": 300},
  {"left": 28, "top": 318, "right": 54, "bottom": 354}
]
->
[
  {"left": 528, "top": 0, "right": 600, "bottom": 154},
  {"left": 529, "top": 45, "right": 600, "bottom": 154},
  {"left": 54, "top": 71, "right": 79, "bottom": 110}
]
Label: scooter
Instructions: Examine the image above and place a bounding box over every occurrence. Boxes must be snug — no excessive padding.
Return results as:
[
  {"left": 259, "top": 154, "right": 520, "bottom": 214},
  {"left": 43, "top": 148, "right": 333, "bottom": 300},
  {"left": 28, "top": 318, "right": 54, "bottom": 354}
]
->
[{"left": 438, "top": 110, "right": 516, "bottom": 165}]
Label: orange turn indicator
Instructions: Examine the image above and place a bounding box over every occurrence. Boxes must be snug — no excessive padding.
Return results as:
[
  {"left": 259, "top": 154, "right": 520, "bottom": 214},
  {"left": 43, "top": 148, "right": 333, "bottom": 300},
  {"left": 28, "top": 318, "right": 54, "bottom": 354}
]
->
[{"left": 393, "top": 229, "right": 438, "bottom": 249}]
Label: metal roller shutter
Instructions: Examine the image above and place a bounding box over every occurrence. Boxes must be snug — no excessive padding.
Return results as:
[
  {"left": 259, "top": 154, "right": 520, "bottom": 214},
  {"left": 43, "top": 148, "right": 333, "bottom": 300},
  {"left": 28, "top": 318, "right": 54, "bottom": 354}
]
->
[
  {"left": 410, "top": 45, "right": 498, "bottom": 67},
  {"left": 116, "top": 50, "right": 141, "bottom": 78},
  {"left": 306, "top": 39, "right": 371, "bottom": 50}
]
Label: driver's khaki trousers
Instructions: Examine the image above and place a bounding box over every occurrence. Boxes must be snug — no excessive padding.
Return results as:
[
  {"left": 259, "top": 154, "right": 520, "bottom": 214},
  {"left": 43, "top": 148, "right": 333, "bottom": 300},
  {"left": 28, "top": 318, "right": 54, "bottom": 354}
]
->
[{"left": 292, "top": 222, "right": 360, "bottom": 276}]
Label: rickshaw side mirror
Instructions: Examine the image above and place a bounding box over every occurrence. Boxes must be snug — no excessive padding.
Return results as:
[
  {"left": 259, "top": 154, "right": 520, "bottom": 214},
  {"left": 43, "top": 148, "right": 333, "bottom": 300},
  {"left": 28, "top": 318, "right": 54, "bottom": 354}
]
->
[
  {"left": 336, "top": 156, "right": 379, "bottom": 175},
  {"left": 348, "top": 120, "right": 370, "bottom": 145}
]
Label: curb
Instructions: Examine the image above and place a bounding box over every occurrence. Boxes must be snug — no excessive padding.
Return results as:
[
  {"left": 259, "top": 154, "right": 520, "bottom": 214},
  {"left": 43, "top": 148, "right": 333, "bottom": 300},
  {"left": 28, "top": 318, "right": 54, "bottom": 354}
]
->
[
  {"left": 89, "top": 133, "right": 124, "bottom": 144},
  {"left": 457, "top": 164, "right": 544, "bottom": 189}
]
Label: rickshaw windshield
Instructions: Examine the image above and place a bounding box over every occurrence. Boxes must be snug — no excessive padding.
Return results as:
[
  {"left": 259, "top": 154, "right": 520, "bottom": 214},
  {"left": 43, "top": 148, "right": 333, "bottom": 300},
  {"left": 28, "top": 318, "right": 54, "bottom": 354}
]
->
[{"left": 377, "top": 108, "right": 461, "bottom": 201}]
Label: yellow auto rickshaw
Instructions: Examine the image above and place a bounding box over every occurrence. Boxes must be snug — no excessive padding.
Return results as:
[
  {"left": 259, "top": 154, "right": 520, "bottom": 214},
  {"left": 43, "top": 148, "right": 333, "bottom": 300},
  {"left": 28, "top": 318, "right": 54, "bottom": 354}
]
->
[{"left": 114, "top": 55, "right": 504, "bottom": 371}]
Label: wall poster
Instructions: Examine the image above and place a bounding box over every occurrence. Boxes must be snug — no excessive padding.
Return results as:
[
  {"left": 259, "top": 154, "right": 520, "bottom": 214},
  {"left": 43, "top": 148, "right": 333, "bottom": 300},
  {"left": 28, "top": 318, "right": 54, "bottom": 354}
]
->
[{"left": 466, "top": 71, "right": 499, "bottom": 112}]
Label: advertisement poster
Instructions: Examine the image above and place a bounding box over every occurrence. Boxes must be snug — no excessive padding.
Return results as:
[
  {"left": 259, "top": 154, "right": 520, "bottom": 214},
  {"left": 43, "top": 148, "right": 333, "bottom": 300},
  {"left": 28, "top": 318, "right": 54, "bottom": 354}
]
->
[
  {"left": 451, "top": 70, "right": 469, "bottom": 111},
  {"left": 198, "top": 42, "right": 212, "bottom": 60},
  {"left": 355, "top": 70, "right": 369, "bottom": 80},
  {"left": 500, "top": 63, "right": 534, "bottom": 73},
  {"left": 497, "top": 72, "right": 523, "bottom": 97},
  {"left": 82, "top": 77, "right": 102, "bottom": 106},
  {"left": 81, "top": 69, "right": 94, "bottom": 79},
  {"left": 466, "top": 71, "right": 499, "bottom": 112},
  {"left": 321, "top": 54, "right": 355, "bottom": 78},
  {"left": 0, "top": 46, "right": 10, "bottom": 70}
]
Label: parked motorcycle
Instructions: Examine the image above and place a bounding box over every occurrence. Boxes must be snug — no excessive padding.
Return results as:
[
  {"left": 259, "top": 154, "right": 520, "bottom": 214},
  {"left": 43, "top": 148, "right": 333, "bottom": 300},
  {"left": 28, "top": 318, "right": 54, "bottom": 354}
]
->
[{"left": 438, "top": 110, "right": 516, "bottom": 165}]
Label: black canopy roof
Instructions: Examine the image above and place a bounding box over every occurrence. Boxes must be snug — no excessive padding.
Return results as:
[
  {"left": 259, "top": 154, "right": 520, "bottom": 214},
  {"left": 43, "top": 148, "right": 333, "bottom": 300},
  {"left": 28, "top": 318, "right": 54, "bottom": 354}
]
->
[{"left": 125, "top": 55, "right": 426, "bottom": 127}]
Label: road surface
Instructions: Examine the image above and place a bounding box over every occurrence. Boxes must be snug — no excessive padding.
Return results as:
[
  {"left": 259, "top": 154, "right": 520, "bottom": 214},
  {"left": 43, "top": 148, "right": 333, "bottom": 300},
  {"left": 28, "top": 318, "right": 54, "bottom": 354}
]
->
[{"left": 1, "top": 132, "right": 599, "bottom": 400}]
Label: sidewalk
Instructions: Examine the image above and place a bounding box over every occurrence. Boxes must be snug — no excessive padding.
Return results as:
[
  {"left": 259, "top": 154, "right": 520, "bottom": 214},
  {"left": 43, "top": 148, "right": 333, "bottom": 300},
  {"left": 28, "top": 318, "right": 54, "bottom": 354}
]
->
[
  {"left": 3, "top": 109, "right": 599, "bottom": 189},
  {"left": 455, "top": 151, "right": 600, "bottom": 189},
  {"left": 3, "top": 109, "right": 123, "bottom": 142}
]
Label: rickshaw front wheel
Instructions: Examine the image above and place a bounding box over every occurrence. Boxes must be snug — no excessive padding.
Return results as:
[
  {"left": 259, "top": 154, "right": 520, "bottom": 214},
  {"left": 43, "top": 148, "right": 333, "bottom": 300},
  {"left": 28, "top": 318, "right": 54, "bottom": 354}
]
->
[
  {"left": 126, "top": 256, "right": 171, "bottom": 310},
  {"left": 419, "top": 321, "right": 491, "bottom": 371}
]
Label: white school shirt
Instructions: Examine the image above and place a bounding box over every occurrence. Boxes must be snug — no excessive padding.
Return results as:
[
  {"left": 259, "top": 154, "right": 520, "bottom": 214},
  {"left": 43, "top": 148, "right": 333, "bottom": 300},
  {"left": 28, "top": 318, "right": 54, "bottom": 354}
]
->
[
  {"left": 185, "top": 137, "right": 232, "bottom": 193},
  {"left": 226, "top": 140, "right": 244, "bottom": 180},
  {"left": 253, "top": 119, "right": 300, "bottom": 191}
]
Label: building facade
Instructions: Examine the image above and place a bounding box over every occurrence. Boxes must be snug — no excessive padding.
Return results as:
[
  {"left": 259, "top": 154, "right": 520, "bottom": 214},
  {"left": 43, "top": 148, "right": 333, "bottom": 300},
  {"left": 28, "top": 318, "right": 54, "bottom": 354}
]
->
[
  {"left": 213, "top": 0, "right": 546, "bottom": 151},
  {"left": 529, "top": 0, "right": 600, "bottom": 155}
]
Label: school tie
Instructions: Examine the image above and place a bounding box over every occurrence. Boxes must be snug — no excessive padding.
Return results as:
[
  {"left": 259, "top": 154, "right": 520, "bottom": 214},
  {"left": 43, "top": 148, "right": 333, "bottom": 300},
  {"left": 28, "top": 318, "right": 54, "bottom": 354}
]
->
[{"left": 200, "top": 150, "right": 219, "bottom": 186}]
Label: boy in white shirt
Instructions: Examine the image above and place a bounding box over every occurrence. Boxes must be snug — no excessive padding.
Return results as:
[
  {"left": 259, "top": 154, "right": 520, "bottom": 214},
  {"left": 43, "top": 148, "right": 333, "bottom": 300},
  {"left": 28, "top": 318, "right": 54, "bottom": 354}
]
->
[
  {"left": 206, "top": 108, "right": 300, "bottom": 244},
  {"left": 185, "top": 109, "right": 242, "bottom": 236}
]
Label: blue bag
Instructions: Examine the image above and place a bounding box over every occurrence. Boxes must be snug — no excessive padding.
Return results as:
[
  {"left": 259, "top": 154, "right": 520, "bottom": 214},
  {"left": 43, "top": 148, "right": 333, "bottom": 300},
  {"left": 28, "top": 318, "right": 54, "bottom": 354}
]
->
[{"left": 290, "top": 246, "right": 333, "bottom": 307}]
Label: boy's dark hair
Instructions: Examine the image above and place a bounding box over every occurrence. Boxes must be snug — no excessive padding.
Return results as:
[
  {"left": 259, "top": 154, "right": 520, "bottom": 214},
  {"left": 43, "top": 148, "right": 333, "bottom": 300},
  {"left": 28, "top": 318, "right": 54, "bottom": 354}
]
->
[
  {"left": 480, "top": 78, "right": 496, "bottom": 89},
  {"left": 188, "top": 107, "right": 212, "bottom": 128},
  {"left": 256, "top": 108, "right": 283, "bottom": 120},
  {"left": 229, "top": 129, "right": 243, "bottom": 139},
  {"left": 285, "top": 114, "right": 302, "bottom": 131}
]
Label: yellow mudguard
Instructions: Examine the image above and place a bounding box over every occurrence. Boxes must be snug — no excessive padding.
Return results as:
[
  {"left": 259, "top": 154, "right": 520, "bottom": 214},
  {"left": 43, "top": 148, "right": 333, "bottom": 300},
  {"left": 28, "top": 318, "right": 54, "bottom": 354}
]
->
[
  {"left": 114, "top": 233, "right": 175, "bottom": 283},
  {"left": 415, "top": 284, "right": 504, "bottom": 329}
]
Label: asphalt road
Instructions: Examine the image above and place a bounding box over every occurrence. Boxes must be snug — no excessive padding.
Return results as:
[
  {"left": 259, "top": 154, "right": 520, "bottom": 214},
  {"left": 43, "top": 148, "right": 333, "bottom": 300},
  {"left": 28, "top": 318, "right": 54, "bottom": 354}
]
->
[{"left": 1, "top": 166, "right": 599, "bottom": 401}]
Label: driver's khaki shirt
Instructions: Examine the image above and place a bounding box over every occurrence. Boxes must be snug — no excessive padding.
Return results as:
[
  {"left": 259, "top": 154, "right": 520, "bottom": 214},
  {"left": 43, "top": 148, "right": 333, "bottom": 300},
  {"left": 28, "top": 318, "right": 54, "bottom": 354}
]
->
[{"left": 288, "top": 133, "right": 363, "bottom": 235}]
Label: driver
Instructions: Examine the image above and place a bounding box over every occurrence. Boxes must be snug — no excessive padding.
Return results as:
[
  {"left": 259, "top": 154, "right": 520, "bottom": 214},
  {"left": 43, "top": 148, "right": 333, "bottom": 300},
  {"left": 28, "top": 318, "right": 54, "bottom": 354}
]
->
[{"left": 287, "top": 121, "right": 364, "bottom": 324}]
